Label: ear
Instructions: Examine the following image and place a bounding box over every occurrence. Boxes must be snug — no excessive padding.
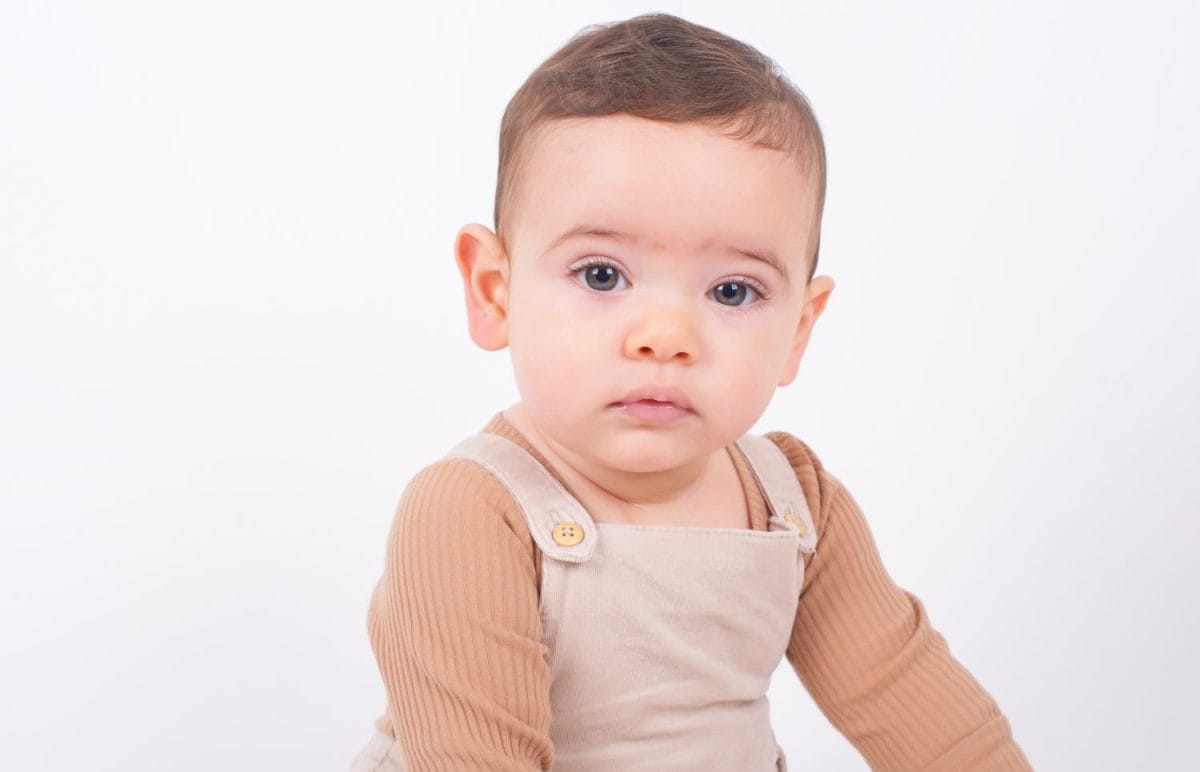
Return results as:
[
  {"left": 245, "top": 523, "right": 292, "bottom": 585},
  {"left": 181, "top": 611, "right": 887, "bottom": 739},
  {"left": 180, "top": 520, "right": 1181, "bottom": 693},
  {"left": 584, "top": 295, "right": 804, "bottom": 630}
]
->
[
  {"left": 454, "top": 223, "right": 511, "bottom": 351},
  {"left": 778, "top": 275, "right": 835, "bottom": 387}
]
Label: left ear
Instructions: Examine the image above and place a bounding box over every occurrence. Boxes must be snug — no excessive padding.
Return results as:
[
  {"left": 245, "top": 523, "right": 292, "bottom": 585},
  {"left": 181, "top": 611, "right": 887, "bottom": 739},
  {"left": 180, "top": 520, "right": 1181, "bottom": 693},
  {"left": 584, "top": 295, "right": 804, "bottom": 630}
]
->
[{"left": 778, "top": 275, "right": 835, "bottom": 387}]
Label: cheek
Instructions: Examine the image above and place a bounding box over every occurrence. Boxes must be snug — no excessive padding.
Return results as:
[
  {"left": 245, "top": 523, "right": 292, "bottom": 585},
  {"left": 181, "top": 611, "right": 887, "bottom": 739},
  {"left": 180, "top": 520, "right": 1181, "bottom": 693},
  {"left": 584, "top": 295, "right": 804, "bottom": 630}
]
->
[
  {"left": 508, "top": 290, "right": 602, "bottom": 400},
  {"left": 705, "top": 318, "right": 792, "bottom": 393}
]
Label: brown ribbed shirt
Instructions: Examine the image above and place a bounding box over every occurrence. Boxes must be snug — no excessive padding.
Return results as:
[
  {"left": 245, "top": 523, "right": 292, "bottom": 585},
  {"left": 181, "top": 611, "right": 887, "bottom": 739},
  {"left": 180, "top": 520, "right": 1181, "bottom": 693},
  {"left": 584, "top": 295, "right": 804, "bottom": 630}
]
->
[{"left": 365, "top": 412, "right": 1031, "bottom": 770}]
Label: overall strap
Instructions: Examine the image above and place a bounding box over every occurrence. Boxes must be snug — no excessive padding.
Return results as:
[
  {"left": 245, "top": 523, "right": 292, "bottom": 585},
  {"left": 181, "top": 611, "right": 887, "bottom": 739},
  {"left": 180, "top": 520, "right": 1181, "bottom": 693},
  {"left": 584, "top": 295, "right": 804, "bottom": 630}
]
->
[
  {"left": 445, "top": 432, "right": 598, "bottom": 563},
  {"left": 733, "top": 434, "right": 819, "bottom": 553}
]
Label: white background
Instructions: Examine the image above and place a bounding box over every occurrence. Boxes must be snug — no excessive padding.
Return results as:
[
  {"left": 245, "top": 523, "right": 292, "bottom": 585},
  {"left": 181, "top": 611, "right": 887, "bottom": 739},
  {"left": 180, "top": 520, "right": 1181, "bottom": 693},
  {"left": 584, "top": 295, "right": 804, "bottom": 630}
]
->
[{"left": 2, "top": 1, "right": 1197, "bottom": 769}]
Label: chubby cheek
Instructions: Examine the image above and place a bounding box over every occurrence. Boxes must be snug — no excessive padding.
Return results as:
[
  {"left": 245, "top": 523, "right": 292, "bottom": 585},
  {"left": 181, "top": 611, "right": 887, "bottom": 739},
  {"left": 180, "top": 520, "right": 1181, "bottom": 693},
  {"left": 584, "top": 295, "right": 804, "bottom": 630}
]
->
[
  {"left": 507, "top": 286, "right": 606, "bottom": 418},
  {"left": 703, "top": 323, "right": 791, "bottom": 418}
]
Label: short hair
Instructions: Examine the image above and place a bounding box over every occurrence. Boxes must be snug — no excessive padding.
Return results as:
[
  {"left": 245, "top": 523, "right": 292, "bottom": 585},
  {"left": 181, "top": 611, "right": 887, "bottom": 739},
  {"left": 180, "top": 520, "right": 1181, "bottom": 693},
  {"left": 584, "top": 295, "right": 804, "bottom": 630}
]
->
[{"left": 494, "top": 13, "right": 827, "bottom": 284}]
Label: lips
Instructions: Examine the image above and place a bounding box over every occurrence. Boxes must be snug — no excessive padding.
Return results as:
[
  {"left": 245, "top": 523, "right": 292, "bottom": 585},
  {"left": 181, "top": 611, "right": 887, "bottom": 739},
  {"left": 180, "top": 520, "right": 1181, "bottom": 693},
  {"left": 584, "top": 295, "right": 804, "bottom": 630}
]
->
[{"left": 611, "top": 384, "right": 694, "bottom": 411}]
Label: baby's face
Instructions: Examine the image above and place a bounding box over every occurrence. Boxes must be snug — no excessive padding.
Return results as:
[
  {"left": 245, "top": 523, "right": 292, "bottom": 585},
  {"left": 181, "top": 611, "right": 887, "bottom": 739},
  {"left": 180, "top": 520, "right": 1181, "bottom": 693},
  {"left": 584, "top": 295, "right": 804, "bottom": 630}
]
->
[{"left": 488, "top": 114, "right": 829, "bottom": 474}]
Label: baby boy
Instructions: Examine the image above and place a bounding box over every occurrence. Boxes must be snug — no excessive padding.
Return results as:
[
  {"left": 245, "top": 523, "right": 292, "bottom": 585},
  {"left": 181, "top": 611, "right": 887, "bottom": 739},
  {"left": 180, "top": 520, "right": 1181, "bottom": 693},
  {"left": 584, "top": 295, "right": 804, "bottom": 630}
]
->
[{"left": 356, "top": 12, "right": 1032, "bottom": 771}]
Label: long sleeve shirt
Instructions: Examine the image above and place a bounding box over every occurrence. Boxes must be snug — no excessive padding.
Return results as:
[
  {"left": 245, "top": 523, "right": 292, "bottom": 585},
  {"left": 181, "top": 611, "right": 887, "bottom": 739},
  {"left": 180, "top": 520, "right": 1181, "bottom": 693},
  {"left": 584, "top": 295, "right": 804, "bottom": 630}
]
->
[{"left": 364, "top": 411, "right": 1032, "bottom": 770}]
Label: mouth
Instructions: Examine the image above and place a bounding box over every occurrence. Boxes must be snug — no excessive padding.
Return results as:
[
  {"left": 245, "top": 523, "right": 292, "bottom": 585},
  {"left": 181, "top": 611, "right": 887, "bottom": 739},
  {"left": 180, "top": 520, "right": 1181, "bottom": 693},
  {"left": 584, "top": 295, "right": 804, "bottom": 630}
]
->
[
  {"left": 608, "top": 385, "right": 696, "bottom": 423},
  {"left": 608, "top": 399, "right": 695, "bottom": 423},
  {"left": 611, "top": 384, "right": 694, "bottom": 411}
]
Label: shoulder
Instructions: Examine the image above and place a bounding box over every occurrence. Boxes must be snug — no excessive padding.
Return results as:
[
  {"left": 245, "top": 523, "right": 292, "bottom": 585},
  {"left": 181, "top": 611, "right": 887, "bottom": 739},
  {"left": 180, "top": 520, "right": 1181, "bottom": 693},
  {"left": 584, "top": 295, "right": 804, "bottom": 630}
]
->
[
  {"left": 762, "top": 430, "right": 851, "bottom": 539},
  {"left": 399, "top": 453, "right": 515, "bottom": 516},
  {"left": 387, "top": 451, "right": 538, "bottom": 572}
]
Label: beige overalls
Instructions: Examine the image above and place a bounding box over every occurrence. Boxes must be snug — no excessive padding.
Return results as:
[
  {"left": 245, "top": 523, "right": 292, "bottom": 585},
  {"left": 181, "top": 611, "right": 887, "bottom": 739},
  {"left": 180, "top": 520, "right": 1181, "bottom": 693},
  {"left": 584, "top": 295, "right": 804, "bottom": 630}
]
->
[{"left": 351, "top": 430, "right": 819, "bottom": 771}]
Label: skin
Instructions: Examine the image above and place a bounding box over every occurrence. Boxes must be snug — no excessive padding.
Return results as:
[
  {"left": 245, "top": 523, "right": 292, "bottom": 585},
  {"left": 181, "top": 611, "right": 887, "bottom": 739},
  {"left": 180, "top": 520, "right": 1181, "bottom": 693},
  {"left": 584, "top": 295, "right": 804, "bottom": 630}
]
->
[{"left": 454, "top": 114, "right": 835, "bottom": 526}]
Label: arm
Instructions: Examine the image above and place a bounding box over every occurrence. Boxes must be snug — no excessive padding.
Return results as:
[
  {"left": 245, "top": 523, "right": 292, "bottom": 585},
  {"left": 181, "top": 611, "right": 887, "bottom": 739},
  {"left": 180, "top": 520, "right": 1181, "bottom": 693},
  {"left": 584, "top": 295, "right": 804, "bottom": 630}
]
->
[
  {"left": 768, "top": 432, "right": 1032, "bottom": 771},
  {"left": 366, "top": 457, "right": 554, "bottom": 771}
]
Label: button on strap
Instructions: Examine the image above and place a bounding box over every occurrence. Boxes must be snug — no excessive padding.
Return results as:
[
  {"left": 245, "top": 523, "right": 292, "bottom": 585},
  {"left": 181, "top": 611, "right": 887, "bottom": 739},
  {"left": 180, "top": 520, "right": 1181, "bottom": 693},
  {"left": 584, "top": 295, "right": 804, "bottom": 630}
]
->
[
  {"left": 733, "top": 434, "right": 819, "bottom": 553},
  {"left": 445, "top": 433, "right": 598, "bottom": 563}
]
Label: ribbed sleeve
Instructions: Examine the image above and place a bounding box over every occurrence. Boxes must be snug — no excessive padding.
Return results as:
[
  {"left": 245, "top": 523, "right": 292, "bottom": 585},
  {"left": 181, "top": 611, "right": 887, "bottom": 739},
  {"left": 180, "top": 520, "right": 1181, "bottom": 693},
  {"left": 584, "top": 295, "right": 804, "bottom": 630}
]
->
[
  {"left": 767, "top": 431, "right": 1032, "bottom": 770},
  {"left": 366, "top": 454, "right": 554, "bottom": 770},
  {"left": 363, "top": 415, "right": 1031, "bottom": 770}
]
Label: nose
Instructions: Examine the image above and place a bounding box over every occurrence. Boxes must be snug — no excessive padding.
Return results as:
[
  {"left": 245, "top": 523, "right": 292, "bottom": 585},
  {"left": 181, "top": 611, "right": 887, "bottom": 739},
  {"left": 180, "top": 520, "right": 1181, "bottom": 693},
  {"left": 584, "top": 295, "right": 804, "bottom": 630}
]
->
[{"left": 622, "top": 304, "right": 699, "bottom": 364}]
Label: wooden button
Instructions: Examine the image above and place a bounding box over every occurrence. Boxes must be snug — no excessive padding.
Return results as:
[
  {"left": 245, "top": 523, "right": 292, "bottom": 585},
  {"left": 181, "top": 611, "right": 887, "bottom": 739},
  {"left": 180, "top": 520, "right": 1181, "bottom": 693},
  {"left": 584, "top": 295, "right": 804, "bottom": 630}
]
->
[
  {"left": 551, "top": 521, "right": 584, "bottom": 547},
  {"left": 784, "top": 514, "right": 808, "bottom": 535}
]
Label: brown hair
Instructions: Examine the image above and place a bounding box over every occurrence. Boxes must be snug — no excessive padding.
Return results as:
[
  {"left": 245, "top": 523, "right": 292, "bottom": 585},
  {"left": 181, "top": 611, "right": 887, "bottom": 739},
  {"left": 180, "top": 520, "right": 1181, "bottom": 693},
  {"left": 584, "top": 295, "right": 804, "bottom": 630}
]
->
[{"left": 494, "top": 13, "right": 827, "bottom": 284}]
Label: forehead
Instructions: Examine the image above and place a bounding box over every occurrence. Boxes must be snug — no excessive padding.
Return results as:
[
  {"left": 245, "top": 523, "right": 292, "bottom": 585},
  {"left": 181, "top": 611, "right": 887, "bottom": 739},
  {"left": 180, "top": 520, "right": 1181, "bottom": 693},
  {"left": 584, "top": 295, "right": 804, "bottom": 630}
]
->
[{"left": 510, "top": 115, "right": 818, "bottom": 262}]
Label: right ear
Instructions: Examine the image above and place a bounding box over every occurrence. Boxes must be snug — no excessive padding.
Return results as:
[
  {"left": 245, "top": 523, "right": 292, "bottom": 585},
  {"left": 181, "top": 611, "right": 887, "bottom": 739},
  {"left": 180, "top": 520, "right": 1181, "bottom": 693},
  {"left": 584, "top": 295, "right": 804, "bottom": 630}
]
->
[{"left": 454, "top": 222, "right": 511, "bottom": 351}]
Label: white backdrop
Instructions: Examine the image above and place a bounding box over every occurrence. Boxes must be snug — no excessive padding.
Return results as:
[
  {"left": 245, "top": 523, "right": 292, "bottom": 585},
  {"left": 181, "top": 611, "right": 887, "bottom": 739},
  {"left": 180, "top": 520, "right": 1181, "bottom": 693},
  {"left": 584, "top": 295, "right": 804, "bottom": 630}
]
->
[{"left": 2, "top": 1, "right": 1198, "bottom": 769}]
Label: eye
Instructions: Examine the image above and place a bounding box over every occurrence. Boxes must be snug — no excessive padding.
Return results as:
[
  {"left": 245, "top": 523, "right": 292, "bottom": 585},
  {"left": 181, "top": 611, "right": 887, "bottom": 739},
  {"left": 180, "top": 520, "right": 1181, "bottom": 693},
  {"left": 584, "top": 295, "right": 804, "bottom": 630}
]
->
[
  {"left": 711, "top": 278, "right": 769, "bottom": 307},
  {"left": 569, "top": 258, "right": 770, "bottom": 307},
  {"left": 572, "top": 257, "right": 627, "bottom": 292}
]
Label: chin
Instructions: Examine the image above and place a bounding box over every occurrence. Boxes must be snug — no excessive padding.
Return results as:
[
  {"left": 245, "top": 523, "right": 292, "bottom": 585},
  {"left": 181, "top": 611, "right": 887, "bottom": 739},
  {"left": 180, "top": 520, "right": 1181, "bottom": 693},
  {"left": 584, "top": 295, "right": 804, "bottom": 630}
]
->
[{"left": 602, "top": 432, "right": 713, "bottom": 467}]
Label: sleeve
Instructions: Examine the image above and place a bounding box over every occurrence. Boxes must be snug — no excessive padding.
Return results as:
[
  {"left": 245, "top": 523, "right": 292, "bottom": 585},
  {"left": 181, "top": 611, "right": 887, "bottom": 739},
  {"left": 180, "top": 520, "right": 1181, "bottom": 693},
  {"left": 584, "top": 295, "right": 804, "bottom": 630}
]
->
[
  {"left": 767, "top": 432, "right": 1033, "bottom": 771},
  {"left": 365, "top": 457, "right": 555, "bottom": 771}
]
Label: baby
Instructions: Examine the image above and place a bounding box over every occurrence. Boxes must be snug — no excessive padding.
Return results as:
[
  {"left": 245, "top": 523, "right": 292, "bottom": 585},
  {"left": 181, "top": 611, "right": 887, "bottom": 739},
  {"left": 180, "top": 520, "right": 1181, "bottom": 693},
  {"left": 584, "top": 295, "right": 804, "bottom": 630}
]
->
[{"left": 353, "top": 13, "right": 1032, "bottom": 772}]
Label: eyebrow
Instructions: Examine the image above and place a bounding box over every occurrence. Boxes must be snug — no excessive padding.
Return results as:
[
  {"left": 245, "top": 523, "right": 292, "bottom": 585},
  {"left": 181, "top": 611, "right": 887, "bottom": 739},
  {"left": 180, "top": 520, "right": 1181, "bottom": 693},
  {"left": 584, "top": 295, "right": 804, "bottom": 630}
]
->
[{"left": 545, "top": 224, "right": 791, "bottom": 284}]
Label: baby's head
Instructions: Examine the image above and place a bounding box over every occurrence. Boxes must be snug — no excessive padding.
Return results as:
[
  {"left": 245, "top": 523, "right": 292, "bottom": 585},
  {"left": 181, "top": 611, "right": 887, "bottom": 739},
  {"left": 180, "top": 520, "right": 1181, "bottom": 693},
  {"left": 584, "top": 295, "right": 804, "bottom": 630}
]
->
[{"left": 456, "top": 13, "right": 835, "bottom": 477}]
